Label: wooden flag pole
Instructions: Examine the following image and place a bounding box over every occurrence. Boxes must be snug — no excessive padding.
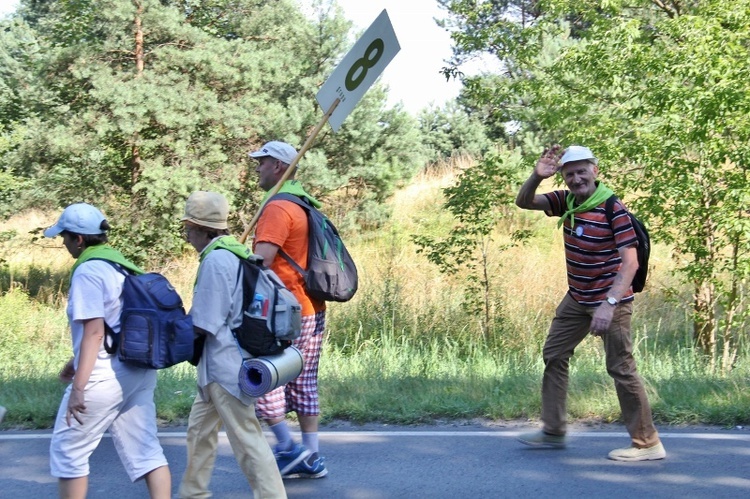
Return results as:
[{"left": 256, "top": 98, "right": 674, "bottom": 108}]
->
[{"left": 239, "top": 98, "right": 341, "bottom": 244}]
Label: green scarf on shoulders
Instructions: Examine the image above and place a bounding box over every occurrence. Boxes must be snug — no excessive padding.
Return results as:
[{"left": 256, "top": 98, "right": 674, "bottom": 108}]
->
[
  {"left": 200, "top": 235, "right": 251, "bottom": 263},
  {"left": 71, "top": 245, "right": 144, "bottom": 276},
  {"left": 262, "top": 180, "right": 322, "bottom": 209},
  {"left": 557, "top": 182, "right": 614, "bottom": 229}
]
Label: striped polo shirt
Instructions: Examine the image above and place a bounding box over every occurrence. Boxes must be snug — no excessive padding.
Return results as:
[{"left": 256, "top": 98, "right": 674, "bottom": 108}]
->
[{"left": 544, "top": 190, "right": 637, "bottom": 307}]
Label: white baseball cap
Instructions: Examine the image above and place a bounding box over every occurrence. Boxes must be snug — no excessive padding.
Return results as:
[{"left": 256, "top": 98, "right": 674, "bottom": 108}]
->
[
  {"left": 560, "top": 146, "right": 598, "bottom": 166},
  {"left": 248, "top": 141, "right": 298, "bottom": 165},
  {"left": 44, "top": 203, "right": 107, "bottom": 237}
]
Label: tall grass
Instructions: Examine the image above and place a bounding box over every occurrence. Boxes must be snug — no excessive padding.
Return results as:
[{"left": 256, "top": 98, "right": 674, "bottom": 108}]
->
[{"left": 1, "top": 162, "right": 748, "bottom": 429}]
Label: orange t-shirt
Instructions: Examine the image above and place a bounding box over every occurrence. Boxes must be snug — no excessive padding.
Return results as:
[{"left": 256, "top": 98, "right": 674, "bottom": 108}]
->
[{"left": 254, "top": 199, "right": 325, "bottom": 316}]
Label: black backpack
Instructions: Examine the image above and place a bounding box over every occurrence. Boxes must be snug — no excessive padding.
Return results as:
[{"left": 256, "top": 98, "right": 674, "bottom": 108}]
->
[
  {"left": 605, "top": 195, "right": 650, "bottom": 293},
  {"left": 267, "top": 193, "right": 358, "bottom": 302}
]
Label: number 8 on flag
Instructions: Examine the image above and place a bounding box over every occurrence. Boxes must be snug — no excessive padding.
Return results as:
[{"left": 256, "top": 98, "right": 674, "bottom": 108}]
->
[{"left": 316, "top": 10, "right": 401, "bottom": 132}]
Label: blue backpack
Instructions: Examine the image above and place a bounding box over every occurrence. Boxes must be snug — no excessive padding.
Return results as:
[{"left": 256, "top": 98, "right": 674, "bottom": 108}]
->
[
  {"left": 95, "top": 260, "right": 195, "bottom": 369},
  {"left": 268, "top": 193, "right": 358, "bottom": 302}
]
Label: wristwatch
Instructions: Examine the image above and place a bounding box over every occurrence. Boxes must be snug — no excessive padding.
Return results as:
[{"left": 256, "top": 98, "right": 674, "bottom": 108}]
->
[{"left": 606, "top": 296, "right": 619, "bottom": 306}]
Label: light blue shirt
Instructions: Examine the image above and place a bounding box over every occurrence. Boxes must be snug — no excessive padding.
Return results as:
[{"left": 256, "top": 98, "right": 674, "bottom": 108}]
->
[{"left": 191, "top": 242, "right": 252, "bottom": 404}]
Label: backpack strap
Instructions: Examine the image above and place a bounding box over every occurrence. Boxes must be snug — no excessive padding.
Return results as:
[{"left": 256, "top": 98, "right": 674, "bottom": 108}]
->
[
  {"left": 232, "top": 254, "right": 250, "bottom": 359},
  {"left": 85, "top": 258, "right": 133, "bottom": 355},
  {"left": 213, "top": 248, "right": 251, "bottom": 317},
  {"left": 265, "top": 193, "right": 310, "bottom": 277},
  {"left": 215, "top": 248, "right": 264, "bottom": 359},
  {"left": 604, "top": 194, "right": 618, "bottom": 230},
  {"left": 279, "top": 250, "right": 306, "bottom": 277},
  {"left": 88, "top": 258, "right": 132, "bottom": 276}
]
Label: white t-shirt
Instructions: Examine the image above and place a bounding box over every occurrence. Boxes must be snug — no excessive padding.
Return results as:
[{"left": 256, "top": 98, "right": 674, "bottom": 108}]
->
[
  {"left": 191, "top": 243, "right": 251, "bottom": 404},
  {"left": 67, "top": 259, "right": 128, "bottom": 380}
]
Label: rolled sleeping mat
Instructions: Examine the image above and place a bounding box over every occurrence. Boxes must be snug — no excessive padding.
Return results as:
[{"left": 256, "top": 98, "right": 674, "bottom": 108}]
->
[{"left": 238, "top": 346, "right": 304, "bottom": 397}]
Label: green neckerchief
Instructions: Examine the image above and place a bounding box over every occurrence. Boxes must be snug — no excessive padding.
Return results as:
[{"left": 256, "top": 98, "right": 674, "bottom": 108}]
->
[
  {"left": 200, "top": 235, "right": 251, "bottom": 263},
  {"left": 262, "top": 180, "right": 322, "bottom": 209},
  {"left": 557, "top": 182, "right": 615, "bottom": 229},
  {"left": 71, "top": 244, "right": 144, "bottom": 276}
]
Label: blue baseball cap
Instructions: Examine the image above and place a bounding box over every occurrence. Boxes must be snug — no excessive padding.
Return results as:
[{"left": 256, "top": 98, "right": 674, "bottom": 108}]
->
[{"left": 44, "top": 203, "right": 107, "bottom": 237}]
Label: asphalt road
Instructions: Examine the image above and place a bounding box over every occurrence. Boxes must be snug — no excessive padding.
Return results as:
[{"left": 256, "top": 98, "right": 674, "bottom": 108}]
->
[{"left": 1, "top": 422, "right": 749, "bottom": 498}]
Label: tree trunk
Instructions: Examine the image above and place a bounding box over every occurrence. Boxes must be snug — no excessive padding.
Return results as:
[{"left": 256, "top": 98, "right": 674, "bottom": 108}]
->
[
  {"left": 131, "top": 1, "right": 144, "bottom": 188},
  {"left": 693, "top": 192, "right": 718, "bottom": 367},
  {"left": 720, "top": 237, "right": 742, "bottom": 373},
  {"left": 481, "top": 241, "right": 490, "bottom": 341},
  {"left": 693, "top": 280, "right": 716, "bottom": 367}
]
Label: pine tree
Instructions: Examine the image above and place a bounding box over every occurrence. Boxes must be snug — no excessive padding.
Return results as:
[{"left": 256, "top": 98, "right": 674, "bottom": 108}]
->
[{"left": 0, "top": 0, "right": 424, "bottom": 262}]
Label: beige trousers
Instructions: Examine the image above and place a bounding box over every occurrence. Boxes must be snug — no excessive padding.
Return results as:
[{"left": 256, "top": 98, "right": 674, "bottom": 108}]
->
[{"left": 179, "top": 382, "right": 286, "bottom": 499}]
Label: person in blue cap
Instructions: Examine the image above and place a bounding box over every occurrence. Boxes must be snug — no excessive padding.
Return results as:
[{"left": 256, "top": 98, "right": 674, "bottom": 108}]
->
[
  {"left": 45, "top": 203, "right": 171, "bottom": 498},
  {"left": 514, "top": 145, "right": 666, "bottom": 462}
]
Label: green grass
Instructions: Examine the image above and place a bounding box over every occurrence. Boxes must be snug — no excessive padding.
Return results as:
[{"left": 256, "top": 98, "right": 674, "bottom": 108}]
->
[
  {"left": 1, "top": 268, "right": 749, "bottom": 429},
  {"left": 314, "top": 329, "right": 750, "bottom": 427}
]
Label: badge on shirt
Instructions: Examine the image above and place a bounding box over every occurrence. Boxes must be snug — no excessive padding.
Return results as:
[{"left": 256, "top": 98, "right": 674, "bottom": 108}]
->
[{"left": 575, "top": 225, "right": 584, "bottom": 237}]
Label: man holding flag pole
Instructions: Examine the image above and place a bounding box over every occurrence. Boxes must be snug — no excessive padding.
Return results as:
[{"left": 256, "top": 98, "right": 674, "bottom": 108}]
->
[
  {"left": 239, "top": 9, "right": 400, "bottom": 480},
  {"left": 248, "top": 140, "right": 329, "bottom": 479}
]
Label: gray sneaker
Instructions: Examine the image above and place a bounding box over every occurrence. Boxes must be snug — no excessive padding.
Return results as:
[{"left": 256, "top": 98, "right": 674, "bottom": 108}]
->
[
  {"left": 517, "top": 430, "right": 567, "bottom": 449},
  {"left": 608, "top": 442, "right": 666, "bottom": 461}
]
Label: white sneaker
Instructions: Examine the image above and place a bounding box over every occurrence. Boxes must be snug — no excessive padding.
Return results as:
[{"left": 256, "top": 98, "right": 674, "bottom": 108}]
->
[{"left": 608, "top": 442, "right": 666, "bottom": 461}]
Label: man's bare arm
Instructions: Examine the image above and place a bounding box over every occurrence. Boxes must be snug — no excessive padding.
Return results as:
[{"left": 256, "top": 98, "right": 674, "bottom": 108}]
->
[{"left": 253, "top": 241, "right": 280, "bottom": 266}]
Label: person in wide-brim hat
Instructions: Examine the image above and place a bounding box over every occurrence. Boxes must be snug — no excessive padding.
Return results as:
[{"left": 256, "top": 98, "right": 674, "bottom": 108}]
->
[{"left": 178, "top": 191, "right": 286, "bottom": 498}]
